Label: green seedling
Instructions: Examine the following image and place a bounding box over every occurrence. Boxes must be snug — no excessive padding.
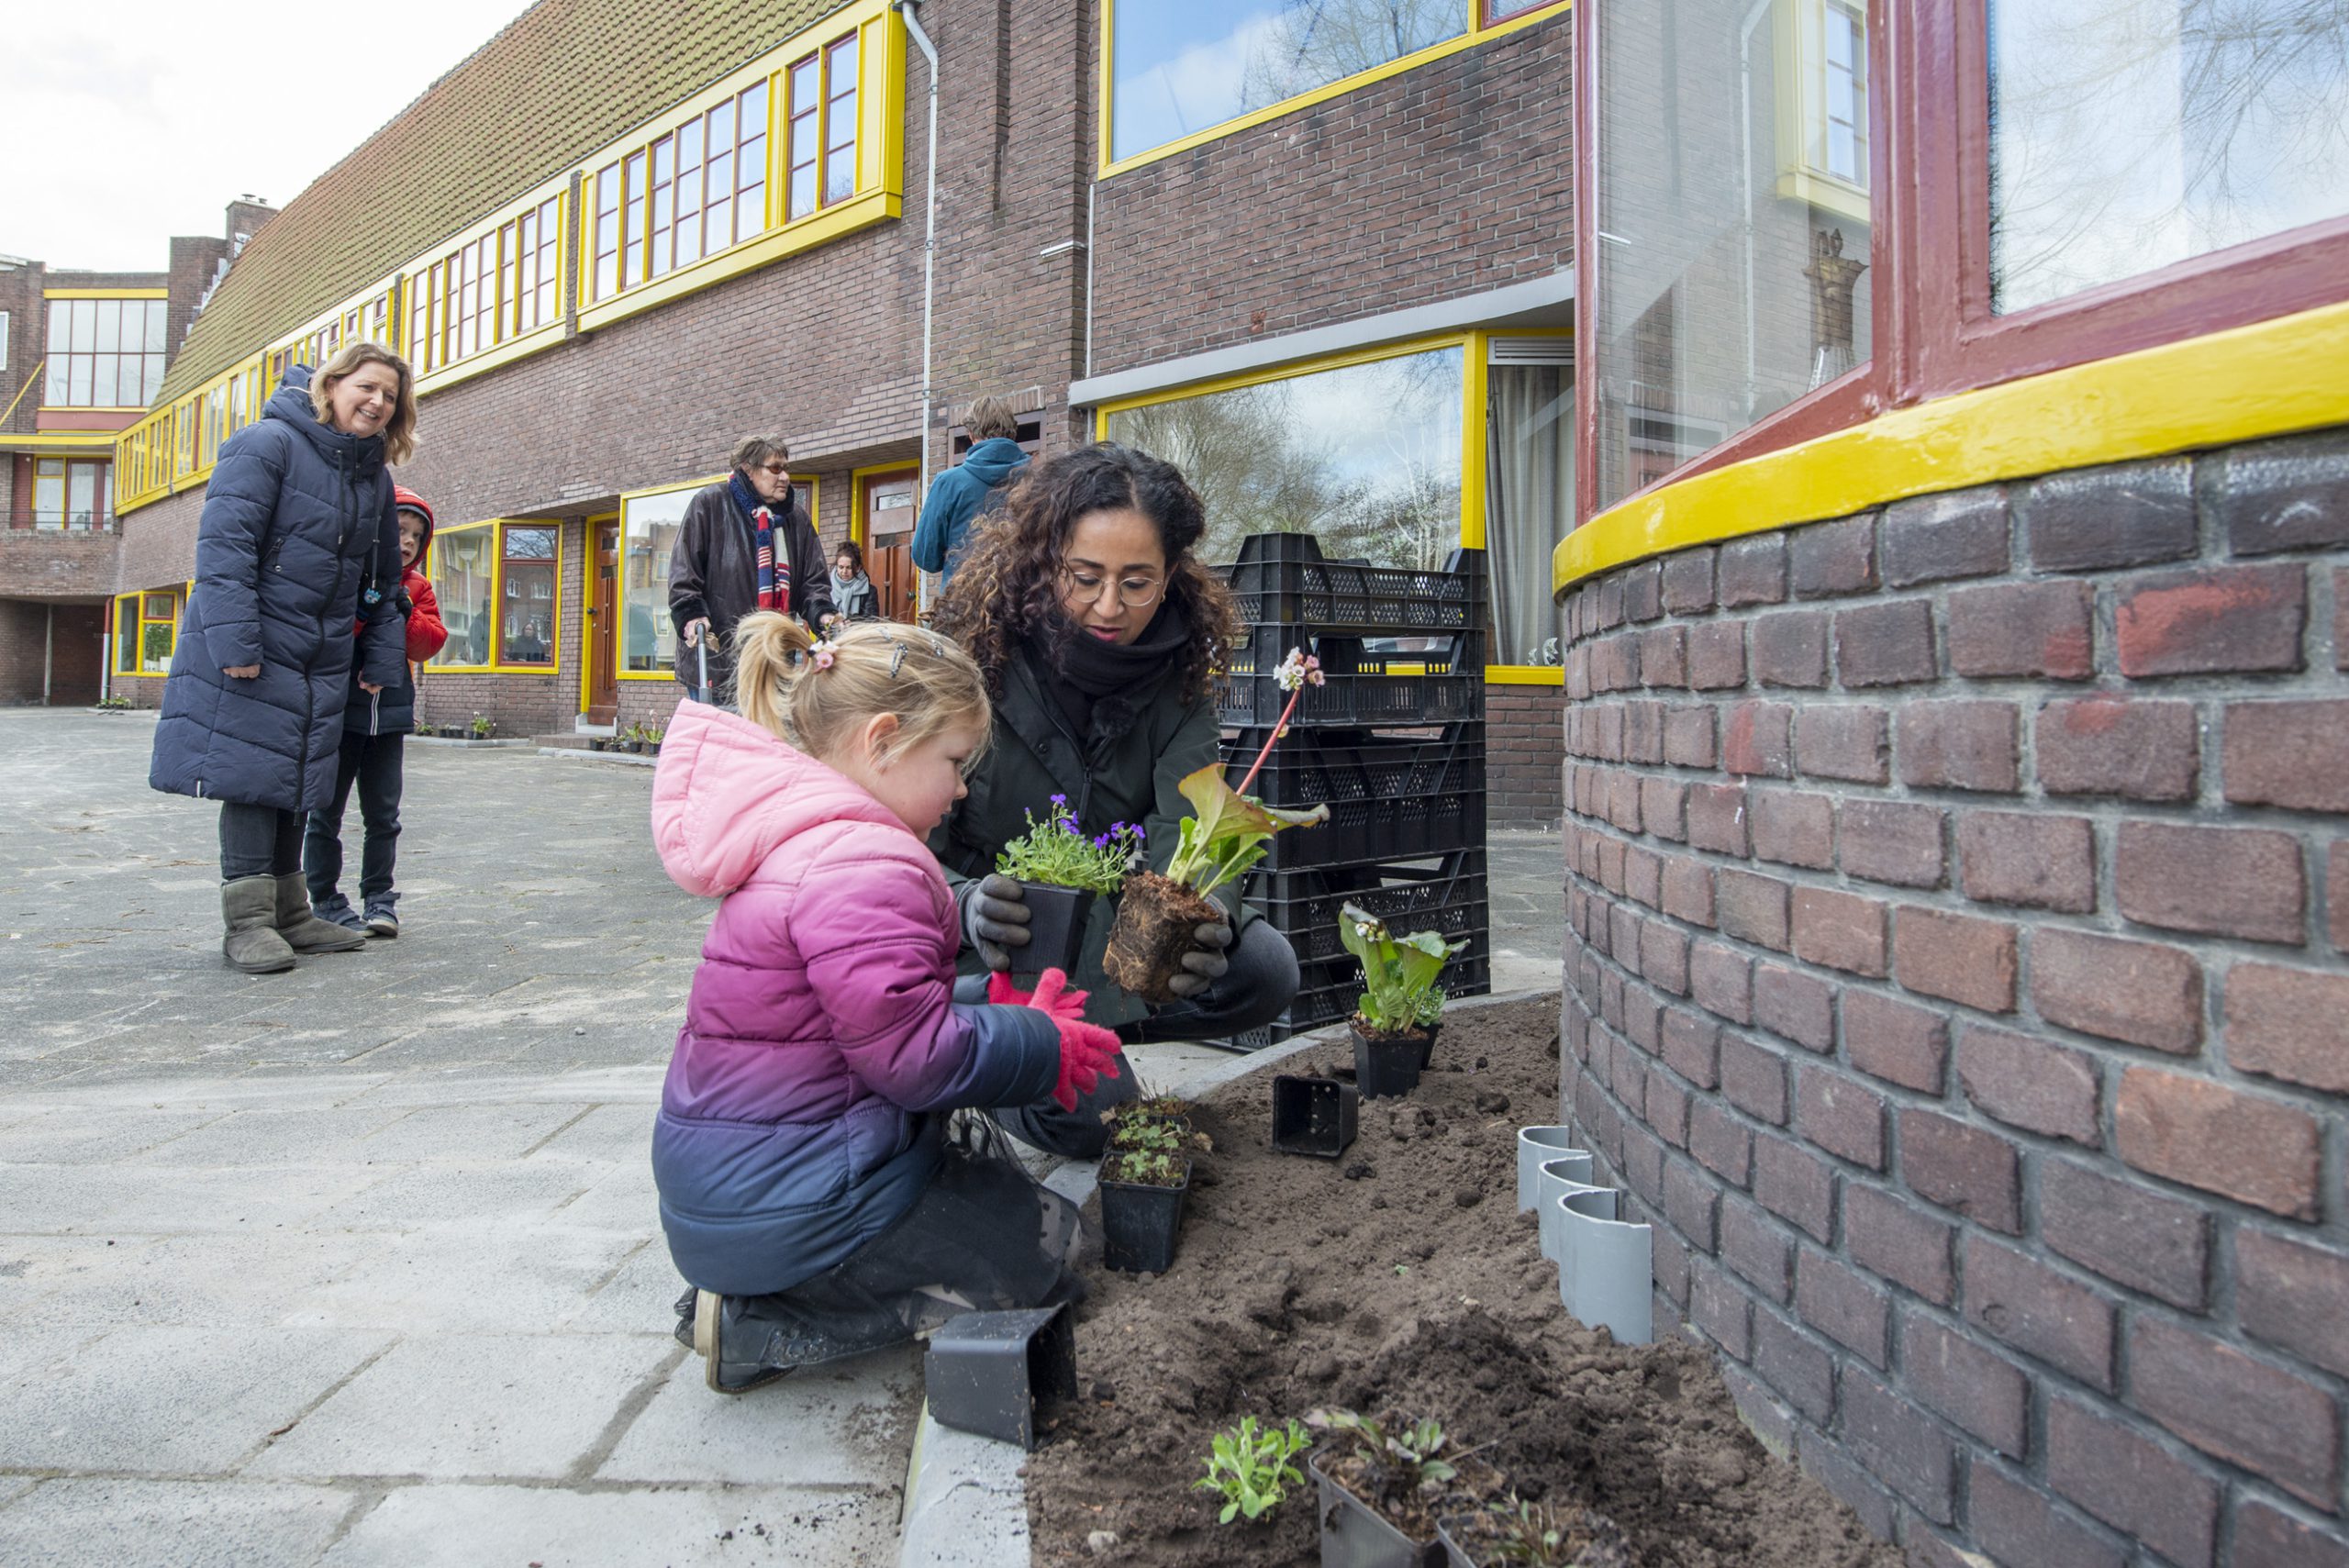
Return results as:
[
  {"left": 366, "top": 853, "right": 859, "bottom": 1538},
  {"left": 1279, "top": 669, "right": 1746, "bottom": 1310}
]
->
[
  {"left": 1308, "top": 1407, "right": 1458, "bottom": 1496},
  {"left": 1192, "top": 1416, "right": 1312, "bottom": 1524},
  {"left": 1481, "top": 1497, "right": 1579, "bottom": 1566},
  {"left": 1339, "top": 905, "right": 1466, "bottom": 1036},
  {"left": 1102, "top": 1148, "right": 1184, "bottom": 1187}
]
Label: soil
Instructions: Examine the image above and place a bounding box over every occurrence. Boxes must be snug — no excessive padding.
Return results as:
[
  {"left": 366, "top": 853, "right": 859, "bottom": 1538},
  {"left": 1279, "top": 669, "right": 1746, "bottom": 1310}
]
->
[
  {"left": 1022, "top": 994, "right": 1903, "bottom": 1568},
  {"left": 1105, "top": 871, "right": 1225, "bottom": 1002}
]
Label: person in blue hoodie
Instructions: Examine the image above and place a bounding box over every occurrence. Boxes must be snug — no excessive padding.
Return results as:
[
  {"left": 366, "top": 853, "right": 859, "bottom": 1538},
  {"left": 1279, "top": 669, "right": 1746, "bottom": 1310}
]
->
[
  {"left": 150, "top": 347, "right": 412, "bottom": 975},
  {"left": 911, "top": 396, "right": 1028, "bottom": 590}
]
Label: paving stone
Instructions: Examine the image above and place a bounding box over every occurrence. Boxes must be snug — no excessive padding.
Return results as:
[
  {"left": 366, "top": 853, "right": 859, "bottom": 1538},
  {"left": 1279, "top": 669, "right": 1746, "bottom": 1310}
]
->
[
  {"left": 321, "top": 1481, "right": 905, "bottom": 1566},
  {"left": 599, "top": 1346, "right": 922, "bottom": 1484},
  {"left": 0, "top": 1479, "right": 355, "bottom": 1568}
]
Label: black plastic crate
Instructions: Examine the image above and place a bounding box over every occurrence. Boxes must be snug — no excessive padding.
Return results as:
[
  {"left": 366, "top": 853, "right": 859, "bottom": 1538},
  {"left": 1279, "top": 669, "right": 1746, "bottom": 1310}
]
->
[
  {"left": 1219, "top": 535, "right": 1486, "bottom": 635},
  {"left": 1220, "top": 727, "right": 1485, "bottom": 810},
  {"left": 1254, "top": 785, "right": 1484, "bottom": 870},
  {"left": 1224, "top": 940, "right": 1494, "bottom": 1049},
  {"left": 1217, "top": 630, "right": 1484, "bottom": 728},
  {"left": 1246, "top": 851, "right": 1487, "bottom": 962}
]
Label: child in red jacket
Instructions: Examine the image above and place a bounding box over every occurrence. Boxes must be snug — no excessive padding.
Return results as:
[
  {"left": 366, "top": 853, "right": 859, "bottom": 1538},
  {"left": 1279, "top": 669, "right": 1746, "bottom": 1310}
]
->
[{"left": 304, "top": 486, "right": 448, "bottom": 937}]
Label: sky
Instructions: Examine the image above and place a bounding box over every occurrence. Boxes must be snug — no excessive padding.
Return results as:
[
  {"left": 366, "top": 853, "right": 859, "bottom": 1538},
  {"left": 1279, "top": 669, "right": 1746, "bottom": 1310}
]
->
[{"left": 3, "top": 0, "right": 536, "bottom": 272}]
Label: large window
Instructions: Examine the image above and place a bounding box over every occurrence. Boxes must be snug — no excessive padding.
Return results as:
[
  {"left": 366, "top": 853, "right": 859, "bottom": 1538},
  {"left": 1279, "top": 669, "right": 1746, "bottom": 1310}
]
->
[
  {"left": 589, "top": 77, "right": 771, "bottom": 304},
  {"left": 1104, "top": 346, "right": 1465, "bottom": 572},
  {"left": 31, "top": 459, "right": 111, "bottom": 528},
  {"left": 786, "top": 32, "right": 859, "bottom": 219},
  {"left": 43, "top": 298, "right": 167, "bottom": 407},
  {"left": 1106, "top": 0, "right": 1564, "bottom": 166},
  {"left": 1988, "top": 0, "right": 2349, "bottom": 316},
  {"left": 429, "top": 522, "right": 562, "bottom": 670},
  {"left": 112, "top": 590, "right": 177, "bottom": 674},
  {"left": 410, "top": 196, "right": 562, "bottom": 376},
  {"left": 1587, "top": 0, "right": 1875, "bottom": 512}
]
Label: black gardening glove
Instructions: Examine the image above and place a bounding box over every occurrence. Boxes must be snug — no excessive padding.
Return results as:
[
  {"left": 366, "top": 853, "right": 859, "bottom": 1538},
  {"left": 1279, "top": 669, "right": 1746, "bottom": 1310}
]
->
[
  {"left": 1164, "top": 917, "right": 1233, "bottom": 1000},
  {"left": 963, "top": 873, "right": 1032, "bottom": 972}
]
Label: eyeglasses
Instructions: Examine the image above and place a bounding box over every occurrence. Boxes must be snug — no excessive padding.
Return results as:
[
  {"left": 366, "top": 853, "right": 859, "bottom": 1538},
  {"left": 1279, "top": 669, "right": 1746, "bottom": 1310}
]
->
[
  {"left": 1058, "top": 564, "right": 1165, "bottom": 611},
  {"left": 755, "top": 462, "right": 790, "bottom": 476}
]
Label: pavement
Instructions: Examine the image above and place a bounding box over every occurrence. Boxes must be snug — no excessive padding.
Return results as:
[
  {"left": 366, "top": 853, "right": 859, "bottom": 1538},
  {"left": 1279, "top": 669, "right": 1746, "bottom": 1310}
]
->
[{"left": 0, "top": 707, "right": 1564, "bottom": 1568}]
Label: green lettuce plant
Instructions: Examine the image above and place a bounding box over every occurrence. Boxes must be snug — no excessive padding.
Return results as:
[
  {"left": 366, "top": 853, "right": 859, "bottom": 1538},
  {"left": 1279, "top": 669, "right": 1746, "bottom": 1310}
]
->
[
  {"left": 1192, "top": 1416, "right": 1312, "bottom": 1524},
  {"left": 1340, "top": 906, "right": 1467, "bottom": 1036}
]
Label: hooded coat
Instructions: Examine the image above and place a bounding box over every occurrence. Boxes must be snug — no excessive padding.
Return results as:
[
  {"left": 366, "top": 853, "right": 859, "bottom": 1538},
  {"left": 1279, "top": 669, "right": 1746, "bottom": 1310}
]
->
[
  {"left": 341, "top": 494, "right": 447, "bottom": 736},
  {"left": 650, "top": 700, "right": 1062, "bottom": 1296},
  {"left": 150, "top": 369, "right": 407, "bottom": 812},
  {"left": 911, "top": 438, "right": 1028, "bottom": 586}
]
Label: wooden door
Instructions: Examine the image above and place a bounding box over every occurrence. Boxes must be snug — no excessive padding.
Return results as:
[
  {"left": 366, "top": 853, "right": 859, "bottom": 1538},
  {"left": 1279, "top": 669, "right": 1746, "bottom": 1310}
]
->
[
  {"left": 862, "top": 467, "right": 921, "bottom": 623},
  {"left": 587, "top": 518, "right": 619, "bottom": 722}
]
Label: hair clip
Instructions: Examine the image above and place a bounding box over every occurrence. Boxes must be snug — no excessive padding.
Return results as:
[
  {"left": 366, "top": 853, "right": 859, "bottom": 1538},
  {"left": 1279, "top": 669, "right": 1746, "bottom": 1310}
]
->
[{"left": 888, "top": 643, "right": 906, "bottom": 678}]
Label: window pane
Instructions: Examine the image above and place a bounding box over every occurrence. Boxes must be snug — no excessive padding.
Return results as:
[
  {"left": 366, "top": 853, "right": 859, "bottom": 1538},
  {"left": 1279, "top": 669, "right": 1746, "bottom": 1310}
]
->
[
  {"left": 70, "top": 464, "right": 96, "bottom": 525},
  {"left": 44, "top": 359, "right": 67, "bottom": 405},
  {"left": 94, "top": 355, "right": 118, "bottom": 406},
  {"left": 95, "top": 301, "right": 121, "bottom": 354},
  {"left": 620, "top": 487, "right": 695, "bottom": 674},
  {"left": 69, "top": 356, "right": 93, "bottom": 406},
  {"left": 1989, "top": 0, "right": 2349, "bottom": 315},
  {"left": 48, "top": 306, "right": 71, "bottom": 351},
  {"left": 1589, "top": 0, "right": 1874, "bottom": 511},
  {"left": 70, "top": 301, "right": 95, "bottom": 352},
  {"left": 825, "top": 148, "right": 856, "bottom": 205},
  {"left": 499, "top": 526, "right": 557, "bottom": 664},
  {"left": 143, "top": 301, "right": 167, "bottom": 352},
  {"left": 1110, "top": 0, "right": 1465, "bottom": 162},
  {"left": 1102, "top": 346, "right": 1464, "bottom": 570},
  {"left": 35, "top": 461, "right": 64, "bottom": 527},
  {"left": 431, "top": 530, "right": 498, "bottom": 666},
  {"left": 115, "top": 596, "right": 136, "bottom": 654}
]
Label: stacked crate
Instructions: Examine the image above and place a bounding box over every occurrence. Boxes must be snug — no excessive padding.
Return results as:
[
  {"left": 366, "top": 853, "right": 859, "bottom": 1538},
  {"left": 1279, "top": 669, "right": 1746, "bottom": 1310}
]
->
[{"left": 1216, "top": 532, "right": 1491, "bottom": 1046}]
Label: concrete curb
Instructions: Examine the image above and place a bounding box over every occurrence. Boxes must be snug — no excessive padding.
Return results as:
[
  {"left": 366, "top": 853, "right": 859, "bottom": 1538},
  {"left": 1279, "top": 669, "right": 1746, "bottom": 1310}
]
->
[
  {"left": 535, "top": 746, "right": 660, "bottom": 767},
  {"left": 896, "top": 992, "right": 1563, "bottom": 1568}
]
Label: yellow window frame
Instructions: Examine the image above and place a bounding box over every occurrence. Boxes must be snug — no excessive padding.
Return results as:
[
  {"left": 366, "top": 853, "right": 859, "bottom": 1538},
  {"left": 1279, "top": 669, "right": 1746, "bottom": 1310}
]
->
[
  {"left": 575, "top": 0, "right": 904, "bottom": 335},
  {"left": 1771, "top": 0, "right": 1870, "bottom": 223},
  {"left": 1099, "top": 0, "right": 1571, "bottom": 177},
  {"left": 1093, "top": 328, "right": 1569, "bottom": 684},
  {"left": 111, "top": 594, "right": 139, "bottom": 677},
  {"left": 616, "top": 473, "right": 819, "bottom": 682},
  {"left": 406, "top": 183, "right": 568, "bottom": 395},
  {"left": 426, "top": 519, "right": 567, "bottom": 673},
  {"left": 137, "top": 590, "right": 180, "bottom": 675}
]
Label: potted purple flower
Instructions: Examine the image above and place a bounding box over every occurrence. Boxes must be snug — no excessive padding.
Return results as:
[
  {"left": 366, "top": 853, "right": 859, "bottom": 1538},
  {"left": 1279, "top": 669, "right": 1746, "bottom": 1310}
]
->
[{"left": 994, "top": 795, "right": 1141, "bottom": 978}]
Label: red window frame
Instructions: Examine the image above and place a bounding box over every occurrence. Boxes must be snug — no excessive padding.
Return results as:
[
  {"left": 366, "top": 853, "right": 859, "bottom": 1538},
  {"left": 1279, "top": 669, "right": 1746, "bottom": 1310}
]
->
[{"left": 1573, "top": 0, "right": 2349, "bottom": 523}]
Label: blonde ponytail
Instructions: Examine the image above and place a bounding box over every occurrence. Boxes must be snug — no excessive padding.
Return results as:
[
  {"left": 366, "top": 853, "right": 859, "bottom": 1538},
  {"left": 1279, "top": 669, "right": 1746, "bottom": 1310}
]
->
[{"left": 729, "top": 612, "right": 993, "bottom": 768}]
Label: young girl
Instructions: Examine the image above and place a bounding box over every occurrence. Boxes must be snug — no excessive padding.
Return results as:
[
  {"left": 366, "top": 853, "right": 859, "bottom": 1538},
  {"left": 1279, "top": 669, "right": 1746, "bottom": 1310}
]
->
[{"left": 651, "top": 612, "right": 1120, "bottom": 1394}]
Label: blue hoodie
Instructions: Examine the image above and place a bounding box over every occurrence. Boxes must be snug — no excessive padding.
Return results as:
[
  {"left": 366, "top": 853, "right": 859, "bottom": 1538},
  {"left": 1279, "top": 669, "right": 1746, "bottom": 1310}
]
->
[{"left": 911, "top": 438, "right": 1029, "bottom": 587}]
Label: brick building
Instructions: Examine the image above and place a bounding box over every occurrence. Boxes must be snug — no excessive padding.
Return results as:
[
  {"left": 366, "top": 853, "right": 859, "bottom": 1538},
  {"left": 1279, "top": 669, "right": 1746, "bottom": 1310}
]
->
[
  {"left": 0, "top": 201, "right": 273, "bottom": 706},
  {"left": 1558, "top": 2, "right": 2349, "bottom": 1564},
  {"left": 98, "top": 0, "right": 1575, "bottom": 821}
]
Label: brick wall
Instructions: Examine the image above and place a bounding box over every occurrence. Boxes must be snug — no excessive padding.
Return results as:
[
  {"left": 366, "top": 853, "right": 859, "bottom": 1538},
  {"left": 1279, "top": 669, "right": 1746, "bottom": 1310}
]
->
[
  {"left": 1556, "top": 425, "right": 2349, "bottom": 1566},
  {"left": 1489, "top": 682, "right": 1565, "bottom": 828}
]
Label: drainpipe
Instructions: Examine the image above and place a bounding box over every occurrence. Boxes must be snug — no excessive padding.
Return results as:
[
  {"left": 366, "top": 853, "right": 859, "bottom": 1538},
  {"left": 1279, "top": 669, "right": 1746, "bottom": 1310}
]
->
[
  {"left": 42, "top": 606, "right": 53, "bottom": 705},
  {"left": 895, "top": 0, "right": 941, "bottom": 612}
]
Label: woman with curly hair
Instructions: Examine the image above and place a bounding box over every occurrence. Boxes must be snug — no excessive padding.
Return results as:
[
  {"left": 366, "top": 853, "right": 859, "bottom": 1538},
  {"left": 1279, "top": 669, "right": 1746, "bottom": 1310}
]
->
[{"left": 930, "top": 442, "right": 1300, "bottom": 1158}]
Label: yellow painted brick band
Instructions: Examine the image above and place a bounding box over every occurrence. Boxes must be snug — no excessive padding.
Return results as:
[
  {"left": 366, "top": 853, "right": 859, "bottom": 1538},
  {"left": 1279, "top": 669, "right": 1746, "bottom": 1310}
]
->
[{"left": 1555, "top": 297, "right": 2349, "bottom": 597}]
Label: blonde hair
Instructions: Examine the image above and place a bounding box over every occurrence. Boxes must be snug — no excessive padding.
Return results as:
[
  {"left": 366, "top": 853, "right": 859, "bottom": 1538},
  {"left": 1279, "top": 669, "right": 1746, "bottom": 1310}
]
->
[
  {"left": 964, "top": 396, "right": 1019, "bottom": 442},
  {"left": 730, "top": 613, "right": 992, "bottom": 770},
  {"left": 310, "top": 342, "right": 417, "bottom": 465}
]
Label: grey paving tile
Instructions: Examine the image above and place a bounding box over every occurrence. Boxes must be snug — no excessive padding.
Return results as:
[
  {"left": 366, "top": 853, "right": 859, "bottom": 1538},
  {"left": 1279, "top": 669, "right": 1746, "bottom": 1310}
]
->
[
  {"left": 322, "top": 1480, "right": 902, "bottom": 1566},
  {"left": 599, "top": 1346, "right": 922, "bottom": 1485},
  {"left": 247, "top": 1333, "right": 676, "bottom": 1481},
  {"left": 0, "top": 1478, "right": 356, "bottom": 1568}
]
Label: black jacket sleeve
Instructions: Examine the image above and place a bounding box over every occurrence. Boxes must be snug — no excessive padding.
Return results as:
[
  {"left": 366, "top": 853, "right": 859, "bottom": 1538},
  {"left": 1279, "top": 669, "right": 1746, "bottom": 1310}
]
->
[{"left": 669, "top": 489, "right": 717, "bottom": 630}]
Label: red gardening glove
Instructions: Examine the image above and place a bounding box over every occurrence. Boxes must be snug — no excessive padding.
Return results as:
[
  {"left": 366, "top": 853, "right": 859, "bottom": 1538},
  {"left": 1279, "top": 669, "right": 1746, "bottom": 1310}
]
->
[{"left": 991, "top": 969, "right": 1122, "bottom": 1112}]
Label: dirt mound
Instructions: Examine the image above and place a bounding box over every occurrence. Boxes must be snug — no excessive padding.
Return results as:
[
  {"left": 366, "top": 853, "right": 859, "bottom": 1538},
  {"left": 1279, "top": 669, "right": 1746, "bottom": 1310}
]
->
[{"left": 1023, "top": 995, "right": 1899, "bottom": 1568}]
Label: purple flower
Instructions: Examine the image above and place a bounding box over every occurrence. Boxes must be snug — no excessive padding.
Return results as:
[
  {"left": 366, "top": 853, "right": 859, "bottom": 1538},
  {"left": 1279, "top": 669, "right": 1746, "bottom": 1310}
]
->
[
  {"left": 1093, "top": 835, "right": 1110, "bottom": 848},
  {"left": 1050, "top": 794, "right": 1066, "bottom": 806}
]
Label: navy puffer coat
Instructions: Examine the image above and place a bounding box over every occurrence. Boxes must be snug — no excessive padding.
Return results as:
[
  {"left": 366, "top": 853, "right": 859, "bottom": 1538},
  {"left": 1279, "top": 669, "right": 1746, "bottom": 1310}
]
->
[{"left": 150, "top": 370, "right": 408, "bottom": 812}]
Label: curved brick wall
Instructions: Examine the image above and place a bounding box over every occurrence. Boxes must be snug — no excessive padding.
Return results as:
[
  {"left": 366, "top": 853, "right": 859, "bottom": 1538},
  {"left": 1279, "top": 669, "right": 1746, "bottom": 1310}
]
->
[{"left": 1556, "top": 427, "right": 2349, "bottom": 1566}]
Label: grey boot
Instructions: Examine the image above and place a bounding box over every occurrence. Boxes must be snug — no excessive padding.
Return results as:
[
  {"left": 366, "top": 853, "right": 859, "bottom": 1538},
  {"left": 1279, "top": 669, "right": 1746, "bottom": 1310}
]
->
[
  {"left": 222, "top": 877, "right": 296, "bottom": 974},
  {"left": 273, "top": 873, "right": 368, "bottom": 953}
]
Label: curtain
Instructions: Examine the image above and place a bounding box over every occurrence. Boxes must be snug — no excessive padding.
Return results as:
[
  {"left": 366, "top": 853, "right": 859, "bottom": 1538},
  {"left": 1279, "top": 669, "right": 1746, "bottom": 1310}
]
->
[{"left": 1486, "top": 363, "right": 1575, "bottom": 667}]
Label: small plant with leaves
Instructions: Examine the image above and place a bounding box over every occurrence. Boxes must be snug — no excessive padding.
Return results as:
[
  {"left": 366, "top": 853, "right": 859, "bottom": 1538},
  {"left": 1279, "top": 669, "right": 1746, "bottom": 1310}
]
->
[
  {"left": 996, "top": 795, "right": 1141, "bottom": 895},
  {"left": 95, "top": 695, "right": 132, "bottom": 711},
  {"left": 1102, "top": 1147, "right": 1186, "bottom": 1187},
  {"left": 469, "top": 712, "right": 494, "bottom": 739},
  {"left": 1193, "top": 1416, "right": 1312, "bottom": 1524},
  {"left": 1340, "top": 905, "right": 1467, "bottom": 1038},
  {"left": 1308, "top": 1407, "right": 1457, "bottom": 1496},
  {"left": 1108, "top": 1118, "right": 1184, "bottom": 1156},
  {"left": 1448, "top": 1496, "right": 1623, "bottom": 1568}
]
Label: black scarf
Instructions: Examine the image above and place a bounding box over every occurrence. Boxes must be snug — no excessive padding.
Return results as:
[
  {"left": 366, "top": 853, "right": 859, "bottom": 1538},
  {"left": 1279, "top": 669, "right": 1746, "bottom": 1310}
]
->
[{"left": 1034, "top": 601, "right": 1190, "bottom": 748}]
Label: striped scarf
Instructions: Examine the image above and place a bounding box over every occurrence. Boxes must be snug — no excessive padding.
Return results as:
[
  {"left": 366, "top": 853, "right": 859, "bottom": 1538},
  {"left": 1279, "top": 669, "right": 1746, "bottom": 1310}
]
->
[{"left": 729, "top": 471, "right": 791, "bottom": 614}]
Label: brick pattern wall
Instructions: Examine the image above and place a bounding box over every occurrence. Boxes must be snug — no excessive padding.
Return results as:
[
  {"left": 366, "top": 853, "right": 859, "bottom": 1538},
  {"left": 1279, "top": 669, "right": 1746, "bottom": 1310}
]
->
[
  {"left": 1556, "top": 426, "right": 2349, "bottom": 1567},
  {"left": 1489, "top": 682, "right": 1565, "bottom": 827}
]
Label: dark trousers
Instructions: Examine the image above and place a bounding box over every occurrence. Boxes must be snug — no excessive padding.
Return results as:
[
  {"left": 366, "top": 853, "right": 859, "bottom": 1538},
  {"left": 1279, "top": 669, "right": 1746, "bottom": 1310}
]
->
[
  {"left": 982, "top": 918, "right": 1301, "bottom": 1160},
  {"left": 304, "top": 732, "right": 406, "bottom": 908},
  {"left": 219, "top": 802, "right": 304, "bottom": 881}
]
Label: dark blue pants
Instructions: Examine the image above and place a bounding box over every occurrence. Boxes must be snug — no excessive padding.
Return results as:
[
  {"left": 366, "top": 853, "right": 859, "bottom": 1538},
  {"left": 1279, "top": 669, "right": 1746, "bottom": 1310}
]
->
[
  {"left": 219, "top": 803, "right": 303, "bottom": 880},
  {"left": 304, "top": 732, "right": 406, "bottom": 909}
]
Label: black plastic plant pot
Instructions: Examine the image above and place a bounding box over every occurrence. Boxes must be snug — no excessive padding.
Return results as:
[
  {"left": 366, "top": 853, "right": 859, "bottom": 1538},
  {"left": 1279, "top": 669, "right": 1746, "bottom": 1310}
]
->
[
  {"left": 922, "top": 1303, "right": 1078, "bottom": 1451},
  {"left": 1017, "top": 882, "right": 1097, "bottom": 979},
  {"left": 1434, "top": 1518, "right": 1477, "bottom": 1568},
  {"left": 1098, "top": 1156, "right": 1191, "bottom": 1273},
  {"left": 1416, "top": 1021, "right": 1444, "bottom": 1072},
  {"left": 1271, "top": 1074, "right": 1359, "bottom": 1158},
  {"left": 1308, "top": 1451, "right": 1442, "bottom": 1568},
  {"left": 1351, "top": 1027, "right": 1425, "bottom": 1100}
]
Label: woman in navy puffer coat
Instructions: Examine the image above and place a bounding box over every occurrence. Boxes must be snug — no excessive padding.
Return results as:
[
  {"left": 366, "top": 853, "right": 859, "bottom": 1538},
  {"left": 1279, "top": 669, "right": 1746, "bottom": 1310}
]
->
[{"left": 150, "top": 347, "right": 414, "bottom": 975}]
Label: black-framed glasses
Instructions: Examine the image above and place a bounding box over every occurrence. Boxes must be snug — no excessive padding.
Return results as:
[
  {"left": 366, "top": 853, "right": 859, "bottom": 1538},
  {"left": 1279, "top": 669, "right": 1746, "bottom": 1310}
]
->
[{"left": 1058, "top": 564, "right": 1165, "bottom": 611}]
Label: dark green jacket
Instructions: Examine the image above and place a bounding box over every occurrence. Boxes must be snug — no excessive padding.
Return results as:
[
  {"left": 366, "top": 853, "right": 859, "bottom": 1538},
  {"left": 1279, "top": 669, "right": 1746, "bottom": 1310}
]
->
[{"left": 930, "top": 645, "right": 1244, "bottom": 1029}]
